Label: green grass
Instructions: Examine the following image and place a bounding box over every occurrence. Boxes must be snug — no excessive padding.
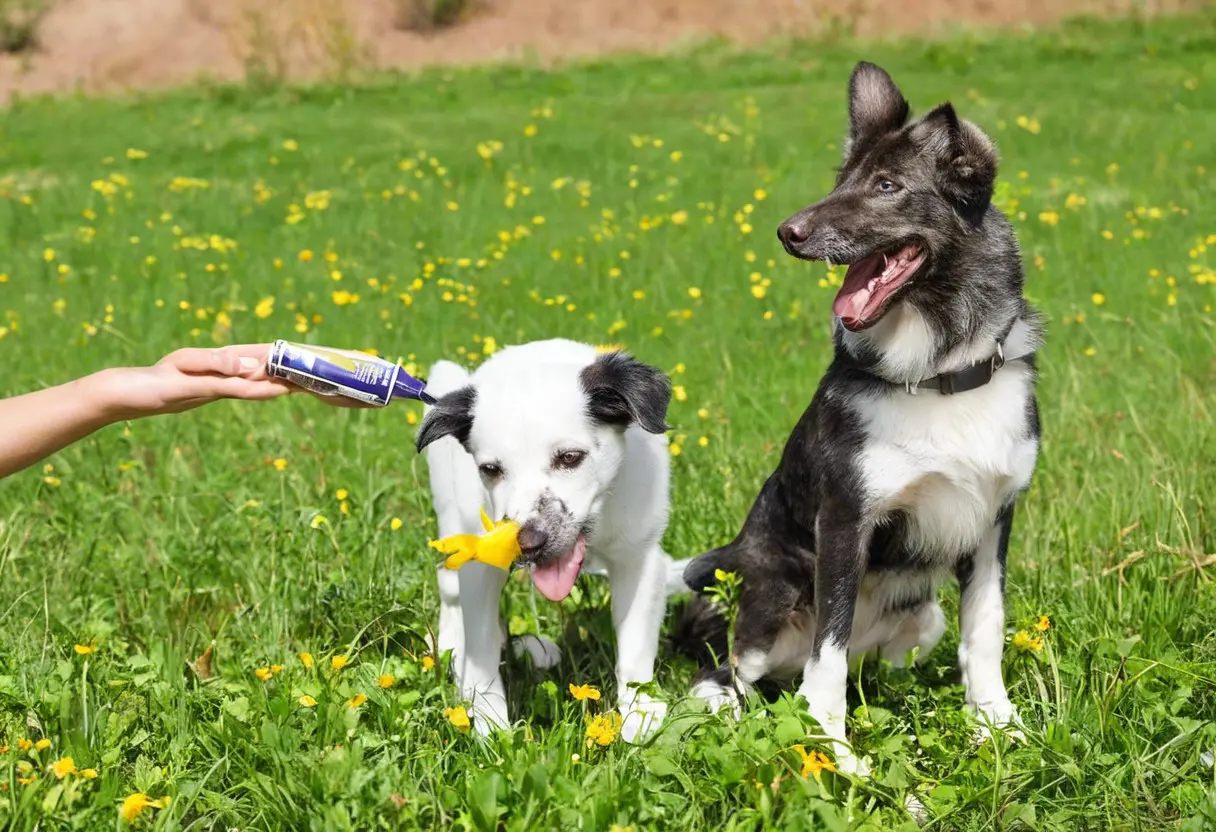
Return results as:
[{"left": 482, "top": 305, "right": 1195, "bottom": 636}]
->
[{"left": 2, "top": 11, "right": 1215, "bottom": 829}]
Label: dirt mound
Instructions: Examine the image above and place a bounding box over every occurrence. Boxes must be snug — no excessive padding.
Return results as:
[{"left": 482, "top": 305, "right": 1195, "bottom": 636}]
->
[{"left": 0, "top": 0, "right": 1200, "bottom": 99}]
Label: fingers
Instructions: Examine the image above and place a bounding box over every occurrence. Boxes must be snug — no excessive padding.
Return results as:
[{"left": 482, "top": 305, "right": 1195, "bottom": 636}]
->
[
  {"left": 157, "top": 347, "right": 243, "bottom": 377},
  {"left": 157, "top": 345, "right": 273, "bottom": 379}
]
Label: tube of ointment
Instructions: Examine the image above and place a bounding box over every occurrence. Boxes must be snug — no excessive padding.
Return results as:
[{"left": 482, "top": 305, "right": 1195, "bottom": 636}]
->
[{"left": 266, "top": 340, "right": 437, "bottom": 406}]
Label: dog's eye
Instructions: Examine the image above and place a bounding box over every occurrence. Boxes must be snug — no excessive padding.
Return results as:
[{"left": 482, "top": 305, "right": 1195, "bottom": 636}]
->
[
  {"left": 877, "top": 179, "right": 900, "bottom": 193},
  {"left": 478, "top": 462, "right": 504, "bottom": 479},
  {"left": 553, "top": 450, "right": 587, "bottom": 471}
]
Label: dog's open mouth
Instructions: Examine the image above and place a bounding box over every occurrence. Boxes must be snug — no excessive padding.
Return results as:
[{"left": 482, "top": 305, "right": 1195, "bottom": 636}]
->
[
  {"left": 531, "top": 535, "right": 587, "bottom": 602},
  {"left": 832, "top": 243, "right": 927, "bottom": 331}
]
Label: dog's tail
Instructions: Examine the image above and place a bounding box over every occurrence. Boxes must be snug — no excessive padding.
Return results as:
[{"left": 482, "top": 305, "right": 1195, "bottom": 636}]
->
[
  {"left": 680, "top": 543, "right": 742, "bottom": 593},
  {"left": 667, "top": 544, "right": 741, "bottom": 668},
  {"left": 421, "top": 360, "right": 482, "bottom": 540}
]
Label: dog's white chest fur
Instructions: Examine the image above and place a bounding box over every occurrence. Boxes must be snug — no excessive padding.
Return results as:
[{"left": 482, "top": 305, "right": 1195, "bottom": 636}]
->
[{"left": 857, "top": 365, "right": 1038, "bottom": 560}]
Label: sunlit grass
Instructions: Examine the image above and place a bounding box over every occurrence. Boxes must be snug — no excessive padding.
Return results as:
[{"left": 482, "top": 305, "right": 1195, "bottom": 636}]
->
[{"left": 1, "top": 11, "right": 1214, "bottom": 829}]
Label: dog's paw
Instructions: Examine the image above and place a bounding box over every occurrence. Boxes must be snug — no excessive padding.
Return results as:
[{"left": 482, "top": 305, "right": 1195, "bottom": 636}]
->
[
  {"left": 511, "top": 635, "right": 562, "bottom": 669},
  {"left": 689, "top": 679, "right": 741, "bottom": 719},
  {"left": 970, "top": 699, "right": 1024, "bottom": 742},
  {"left": 469, "top": 708, "right": 510, "bottom": 738},
  {"left": 619, "top": 693, "right": 668, "bottom": 744},
  {"left": 833, "top": 749, "right": 871, "bottom": 778}
]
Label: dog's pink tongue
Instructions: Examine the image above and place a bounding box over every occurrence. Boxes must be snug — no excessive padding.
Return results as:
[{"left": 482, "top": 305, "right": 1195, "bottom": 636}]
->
[
  {"left": 531, "top": 535, "right": 587, "bottom": 602},
  {"left": 832, "top": 252, "right": 883, "bottom": 326}
]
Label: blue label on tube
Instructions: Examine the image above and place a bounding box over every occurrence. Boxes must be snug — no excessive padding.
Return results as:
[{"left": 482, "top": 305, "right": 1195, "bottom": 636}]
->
[{"left": 266, "top": 341, "right": 433, "bottom": 406}]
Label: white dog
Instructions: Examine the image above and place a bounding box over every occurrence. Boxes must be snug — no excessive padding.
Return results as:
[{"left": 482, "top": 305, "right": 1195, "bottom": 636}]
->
[{"left": 416, "top": 339, "right": 687, "bottom": 742}]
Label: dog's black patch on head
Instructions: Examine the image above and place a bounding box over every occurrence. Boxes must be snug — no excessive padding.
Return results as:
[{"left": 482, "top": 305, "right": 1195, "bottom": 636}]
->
[
  {"left": 415, "top": 386, "right": 476, "bottom": 452},
  {"left": 579, "top": 351, "right": 672, "bottom": 435},
  {"left": 909, "top": 102, "right": 999, "bottom": 227}
]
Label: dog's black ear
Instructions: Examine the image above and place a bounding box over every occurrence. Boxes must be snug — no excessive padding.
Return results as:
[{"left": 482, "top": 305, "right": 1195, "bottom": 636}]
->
[
  {"left": 579, "top": 351, "right": 672, "bottom": 435},
  {"left": 415, "top": 386, "right": 476, "bottom": 452},
  {"left": 912, "top": 103, "right": 999, "bottom": 226},
  {"left": 846, "top": 62, "right": 909, "bottom": 154}
]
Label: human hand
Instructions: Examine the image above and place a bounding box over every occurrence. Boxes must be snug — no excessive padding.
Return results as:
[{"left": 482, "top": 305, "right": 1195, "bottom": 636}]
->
[{"left": 95, "top": 344, "right": 369, "bottom": 420}]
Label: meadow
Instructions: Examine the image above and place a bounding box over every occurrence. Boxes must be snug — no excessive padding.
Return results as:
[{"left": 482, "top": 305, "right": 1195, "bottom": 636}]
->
[{"left": 1, "top": 11, "right": 1215, "bottom": 830}]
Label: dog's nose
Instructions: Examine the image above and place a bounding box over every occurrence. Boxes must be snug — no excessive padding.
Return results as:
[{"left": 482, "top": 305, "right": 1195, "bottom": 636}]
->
[
  {"left": 517, "top": 524, "right": 549, "bottom": 559},
  {"left": 778, "top": 219, "right": 811, "bottom": 247}
]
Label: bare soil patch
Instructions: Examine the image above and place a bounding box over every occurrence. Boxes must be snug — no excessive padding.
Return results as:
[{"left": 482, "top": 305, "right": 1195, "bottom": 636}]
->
[{"left": 0, "top": 0, "right": 1202, "bottom": 100}]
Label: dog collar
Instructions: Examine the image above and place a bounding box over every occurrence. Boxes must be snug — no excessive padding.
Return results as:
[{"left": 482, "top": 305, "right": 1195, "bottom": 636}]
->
[{"left": 904, "top": 341, "right": 1032, "bottom": 396}]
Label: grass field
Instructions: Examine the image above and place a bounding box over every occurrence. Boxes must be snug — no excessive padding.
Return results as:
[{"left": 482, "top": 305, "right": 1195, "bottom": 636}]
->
[{"left": 2, "top": 11, "right": 1215, "bottom": 830}]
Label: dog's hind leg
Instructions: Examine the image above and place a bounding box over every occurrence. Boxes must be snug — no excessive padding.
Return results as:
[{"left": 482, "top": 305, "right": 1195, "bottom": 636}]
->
[
  {"left": 878, "top": 600, "right": 947, "bottom": 668},
  {"left": 957, "top": 504, "right": 1020, "bottom": 737},
  {"left": 608, "top": 544, "right": 672, "bottom": 743}
]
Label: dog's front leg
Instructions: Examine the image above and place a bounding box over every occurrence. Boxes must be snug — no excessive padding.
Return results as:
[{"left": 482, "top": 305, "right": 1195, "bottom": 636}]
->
[
  {"left": 457, "top": 562, "right": 511, "bottom": 736},
  {"left": 957, "top": 504, "right": 1018, "bottom": 734},
  {"left": 608, "top": 544, "right": 670, "bottom": 744},
  {"left": 797, "top": 509, "right": 868, "bottom": 775}
]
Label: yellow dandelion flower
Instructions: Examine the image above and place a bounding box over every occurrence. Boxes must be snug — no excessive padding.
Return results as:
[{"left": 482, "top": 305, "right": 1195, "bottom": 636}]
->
[
  {"left": 378, "top": 674, "right": 395, "bottom": 689},
  {"left": 585, "top": 712, "right": 622, "bottom": 747},
  {"left": 523, "top": 124, "right": 538, "bottom": 137},
  {"left": 1035, "top": 615, "right": 1051, "bottom": 631},
  {"left": 670, "top": 443, "right": 682, "bottom": 457},
  {"left": 1101, "top": 229, "right": 1114, "bottom": 240},
  {"left": 126, "top": 148, "right": 147, "bottom": 160},
  {"left": 120, "top": 793, "right": 170, "bottom": 823},
  {"left": 282, "top": 139, "right": 299, "bottom": 152},
  {"left": 44, "top": 476, "right": 62, "bottom": 487},
  {"left": 754, "top": 188, "right": 768, "bottom": 201},
  {"left": 74, "top": 642, "right": 95, "bottom": 655},
  {"left": 671, "top": 210, "right": 688, "bottom": 225},
  {"left": 298, "top": 652, "right": 314, "bottom": 669},
  {"left": 51, "top": 757, "right": 77, "bottom": 778},
  {"left": 34, "top": 739, "right": 51, "bottom": 751},
  {"left": 445, "top": 706, "right": 471, "bottom": 731},
  {"left": 347, "top": 694, "right": 368, "bottom": 709},
  {"left": 44, "top": 248, "right": 56, "bottom": 262},
  {"left": 406, "top": 410, "right": 419, "bottom": 425},
  {"left": 1084, "top": 346, "right": 1097, "bottom": 357},
  {"left": 18, "top": 775, "right": 36, "bottom": 785},
  {"left": 697, "top": 407, "right": 709, "bottom": 419},
  {"left": 751, "top": 285, "right": 766, "bottom": 299},
  {"left": 390, "top": 517, "right": 404, "bottom": 531},
  {"left": 1012, "top": 630, "right": 1043, "bottom": 652},
  {"left": 793, "top": 745, "right": 836, "bottom": 780},
  {"left": 254, "top": 667, "right": 273, "bottom": 681},
  {"left": 254, "top": 296, "right": 275, "bottom": 319},
  {"left": 688, "top": 286, "right": 702, "bottom": 299},
  {"left": 18, "top": 738, "right": 33, "bottom": 751},
  {"left": 569, "top": 683, "right": 601, "bottom": 701},
  {"left": 272, "top": 458, "right": 288, "bottom": 472},
  {"left": 421, "top": 655, "right": 435, "bottom": 672},
  {"left": 1091, "top": 293, "right": 1106, "bottom": 306},
  {"left": 331, "top": 654, "right": 348, "bottom": 671},
  {"left": 298, "top": 695, "right": 317, "bottom": 708},
  {"left": 632, "top": 289, "right": 646, "bottom": 300},
  {"left": 698, "top": 436, "right": 709, "bottom": 447},
  {"left": 336, "top": 489, "right": 349, "bottom": 501},
  {"left": 1038, "top": 210, "right": 1059, "bottom": 226},
  {"left": 310, "top": 515, "right": 328, "bottom": 529},
  {"left": 271, "top": 664, "right": 284, "bottom": 674},
  {"left": 80, "top": 768, "right": 98, "bottom": 779}
]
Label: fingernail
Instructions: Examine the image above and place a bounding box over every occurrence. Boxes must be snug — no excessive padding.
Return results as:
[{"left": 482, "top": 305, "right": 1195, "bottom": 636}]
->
[{"left": 240, "top": 357, "right": 260, "bottom": 371}]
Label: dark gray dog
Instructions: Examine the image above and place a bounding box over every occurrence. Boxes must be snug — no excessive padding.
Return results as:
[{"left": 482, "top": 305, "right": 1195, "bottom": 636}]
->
[{"left": 680, "top": 62, "right": 1043, "bottom": 774}]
